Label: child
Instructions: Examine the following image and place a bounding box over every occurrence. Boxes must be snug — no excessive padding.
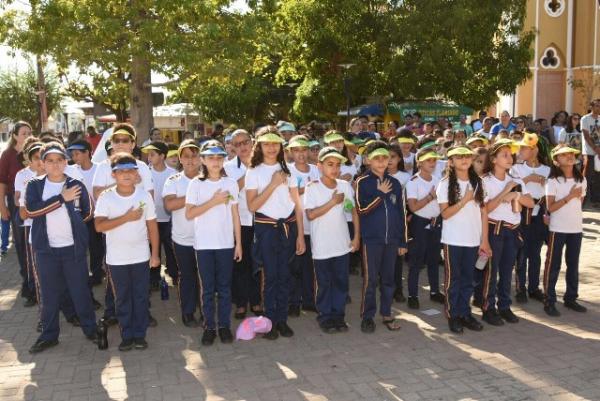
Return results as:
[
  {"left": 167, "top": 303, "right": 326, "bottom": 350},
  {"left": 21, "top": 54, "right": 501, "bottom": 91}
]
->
[
  {"left": 245, "top": 126, "right": 305, "bottom": 340},
  {"left": 142, "top": 141, "right": 178, "bottom": 287},
  {"left": 25, "top": 142, "right": 97, "bottom": 353},
  {"left": 453, "top": 129, "right": 467, "bottom": 145},
  {"left": 94, "top": 153, "right": 160, "bottom": 351},
  {"left": 543, "top": 145, "right": 587, "bottom": 316},
  {"left": 163, "top": 140, "right": 202, "bottom": 327},
  {"left": 436, "top": 145, "right": 489, "bottom": 334},
  {"left": 165, "top": 144, "right": 180, "bottom": 170},
  {"left": 405, "top": 149, "right": 445, "bottom": 309},
  {"left": 511, "top": 133, "right": 551, "bottom": 303},
  {"left": 287, "top": 135, "right": 320, "bottom": 315},
  {"left": 324, "top": 131, "right": 357, "bottom": 182},
  {"left": 395, "top": 129, "right": 417, "bottom": 173},
  {"left": 466, "top": 135, "right": 488, "bottom": 150},
  {"left": 479, "top": 139, "right": 534, "bottom": 326},
  {"left": 472, "top": 147, "right": 488, "bottom": 177},
  {"left": 185, "top": 143, "right": 242, "bottom": 345},
  {"left": 308, "top": 140, "right": 321, "bottom": 165},
  {"left": 304, "top": 147, "right": 360, "bottom": 333},
  {"left": 355, "top": 140, "right": 407, "bottom": 333}
]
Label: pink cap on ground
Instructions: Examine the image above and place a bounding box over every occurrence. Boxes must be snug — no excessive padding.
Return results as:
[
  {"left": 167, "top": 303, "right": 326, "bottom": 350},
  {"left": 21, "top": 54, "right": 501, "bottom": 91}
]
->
[{"left": 236, "top": 316, "right": 272, "bottom": 341}]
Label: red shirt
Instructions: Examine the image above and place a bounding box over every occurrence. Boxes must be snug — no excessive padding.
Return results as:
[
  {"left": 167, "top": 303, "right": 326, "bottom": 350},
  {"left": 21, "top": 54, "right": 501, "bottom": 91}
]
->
[
  {"left": 86, "top": 134, "right": 102, "bottom": 154},
  {"left": 0, "top": 147, "right": 24, "bottom": 194}
]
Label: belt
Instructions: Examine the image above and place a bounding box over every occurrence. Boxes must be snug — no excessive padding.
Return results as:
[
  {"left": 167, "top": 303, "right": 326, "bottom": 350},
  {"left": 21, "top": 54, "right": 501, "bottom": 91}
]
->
[
  {"left": 488, "top": 218, "right": 520, "bottom": 236},
  {"left": 254, "top": 212, "right": 297, "bottom": 240},
  {"left": 523, "top": 197, "right": 545, "bottom": 225}
]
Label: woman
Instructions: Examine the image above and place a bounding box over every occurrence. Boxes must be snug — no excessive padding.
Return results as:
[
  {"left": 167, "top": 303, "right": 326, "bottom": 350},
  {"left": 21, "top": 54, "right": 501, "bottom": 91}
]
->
[
  {"left": 551, "top": 111, "right": 568, "bottom": 146},
  {"left": 559, "top": 114, "right": 582, "bottom": 152}
]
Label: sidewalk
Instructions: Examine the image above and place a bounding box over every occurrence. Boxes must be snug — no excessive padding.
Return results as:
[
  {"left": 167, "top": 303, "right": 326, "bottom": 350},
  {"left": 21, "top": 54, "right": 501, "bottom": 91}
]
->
[{"left": 1, "top": 212, "right": 600, "bottom": 401}]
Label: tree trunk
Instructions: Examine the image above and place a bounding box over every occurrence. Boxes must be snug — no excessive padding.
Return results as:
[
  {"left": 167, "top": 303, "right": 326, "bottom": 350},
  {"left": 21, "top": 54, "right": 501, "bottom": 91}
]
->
[{"left": 129, "top": 55, "right": 154, "bottom": 144}]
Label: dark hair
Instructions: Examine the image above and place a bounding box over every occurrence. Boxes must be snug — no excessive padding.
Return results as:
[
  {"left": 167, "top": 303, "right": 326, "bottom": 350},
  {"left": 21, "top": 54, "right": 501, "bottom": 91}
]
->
[
  {"left": 388, "top": 143, "right": 406, "bottom": 173},
  {"left": 565, "top": 113, "right": 581, "bottom": 134},
  {"left": 19, "top": 138, "right": 43, "bottom": 165},
  {"left": 198, "top": 161, "right": 227, "bottom": 181},
  {"left": 9, "top": 121, "right": 32, "bottom": 149},
  {"left": 69, "top": 139, "right": 92, "bottom": 154},
  {"left": 364, "top": 140, "right": 389, "bottom": 156},
  {"left": 145, "top": 141, "right": 168, "bottom": 156},
  {"left": 250, "top": 125, "right": 290, "bottom": 174},
  {"left": 110, "top": 152, "right": 137, "bottom": 169},
  {"left": 113, "top": 123, "right": 137, "bottom": 141},
  {"left": 482, "top": 142, "right": 516, "bottom": 176},
  {"left": 445, "top": 146, "right": 484, "bottom": 206},
  {"left": 40, "top": 141, "right": 66, "bottom": 160},
  {"left": 549, "top": 145, "right": 584, "bottom": 183}
]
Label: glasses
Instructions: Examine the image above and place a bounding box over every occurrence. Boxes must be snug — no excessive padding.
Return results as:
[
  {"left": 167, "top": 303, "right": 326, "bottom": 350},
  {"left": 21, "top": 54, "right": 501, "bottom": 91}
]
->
[
  {"left": 112, "top": 138, "right": 133, "bottom": 144},
  {"left": 232, "top": 139, "right": 251, "bottom": 148}
]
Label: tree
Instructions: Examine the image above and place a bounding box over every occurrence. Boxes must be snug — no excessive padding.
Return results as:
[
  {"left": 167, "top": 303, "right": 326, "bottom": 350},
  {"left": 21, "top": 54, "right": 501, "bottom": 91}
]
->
[{"left": 0, "top": 64, "right": 60, "bottom": 132}]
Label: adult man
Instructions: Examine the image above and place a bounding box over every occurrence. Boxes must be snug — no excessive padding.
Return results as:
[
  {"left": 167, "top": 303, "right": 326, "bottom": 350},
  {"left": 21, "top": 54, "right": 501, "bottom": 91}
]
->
[
  {"left": 491, "top": 111, "right": 516, "bottom": 135},
  {"left": 581, "top": 99, "right": 600, "bottom": 206},
  {"left": 476, "top": 117, "right": 494, "bottom": 141},
  {"left": 471, "top": 110, "right": 487, "bottom": 132},
  {"left": 142, "top": 127, "right": 163, "bottom": 147},
  {"left": 85, "top": 126, "right": 102, "bottom": 154}
]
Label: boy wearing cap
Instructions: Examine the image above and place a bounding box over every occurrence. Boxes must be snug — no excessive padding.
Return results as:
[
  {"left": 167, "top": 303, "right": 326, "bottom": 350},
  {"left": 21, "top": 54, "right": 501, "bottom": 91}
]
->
[
  {"left": 94, "top": 153, "right": 160, "bottom": 350},
  {"left": 142, "top": 141, "right": 178, "bottom": 286},
  {"left": 304, "top": 147, "right": 360, "bottom": 332},
  {"left": 25, "top": 142, "right": 98, "bottom": 353},
  {"left": 355, "top": 141, "right": 408, "bottom": 333}
]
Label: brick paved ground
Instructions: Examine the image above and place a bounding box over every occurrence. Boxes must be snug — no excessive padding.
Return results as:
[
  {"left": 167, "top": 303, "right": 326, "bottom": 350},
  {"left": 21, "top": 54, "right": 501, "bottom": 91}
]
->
[{"left": 1, "top": 212, "right": 600, "bottom": 401}]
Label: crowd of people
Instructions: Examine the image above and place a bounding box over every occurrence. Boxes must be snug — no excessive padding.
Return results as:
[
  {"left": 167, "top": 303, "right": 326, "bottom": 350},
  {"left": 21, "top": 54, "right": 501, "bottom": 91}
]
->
[{"left": 0, "top": 98, "right": 598, "bottom": 355}]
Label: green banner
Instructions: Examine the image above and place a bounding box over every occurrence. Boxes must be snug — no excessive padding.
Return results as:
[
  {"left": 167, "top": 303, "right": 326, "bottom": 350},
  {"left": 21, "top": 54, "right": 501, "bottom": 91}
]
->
[{"left": 386, "top": 102, "right": 473, "bottom": 123}]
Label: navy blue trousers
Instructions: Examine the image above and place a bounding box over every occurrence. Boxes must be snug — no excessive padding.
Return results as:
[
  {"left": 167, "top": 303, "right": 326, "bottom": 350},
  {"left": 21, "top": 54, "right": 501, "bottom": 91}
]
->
[
  {"left": 443, "top": 244, "right": 478, "bottom": 319},
  {"left": 361, "top": 243, "right": 398, "bottom": 319},
  {"left": 108, "top": 262, "right": 150, "bottom": 340},
  {"left": 8, "top": 197, "right": 27, "bottom": 292},
  {"left": 173, "top": 242, "right": 200, "bottom": 316},
  {"left": 290, "top": 234, "right": 315, "bottom": 308},
  {"left": 232, "top": 225, "right": 260, "bottom": 308},
  {"left": 516, "top": 212, "right": 546, "bottom": 292},
  {"left": 314, "top": 253, "right": 349, "bottom": 323},
  {"left": 543, "top": 232, "right": 582, "bottom": 306},
  {"left": 0, "top": 215, "right": 9, "bottom": 252},
  {"left": 35, "top": 246, "right": 96, "bottom": 341},
  {"left": 24, "top": 227, "right": 37, "bottom": 296},
  {"left": 196, "top": 248, "right": 234, "bottom": 330},
  {"left": 407, "top": 215, "right": 441, "bottom": 297}
]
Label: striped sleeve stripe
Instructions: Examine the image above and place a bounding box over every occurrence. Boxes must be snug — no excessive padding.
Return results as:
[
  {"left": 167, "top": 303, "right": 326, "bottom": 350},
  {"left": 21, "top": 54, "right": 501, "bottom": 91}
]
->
[
  {"left": 355, "top": 176, "right": 382, "bottom": 214},
  {"left": 25, "top": 200, "right": 62, "bottom": 218}
]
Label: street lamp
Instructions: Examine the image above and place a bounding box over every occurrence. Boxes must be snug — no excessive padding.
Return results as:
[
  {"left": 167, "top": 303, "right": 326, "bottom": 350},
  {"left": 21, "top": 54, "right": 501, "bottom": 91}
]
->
[{"left": 337, "top": 64, "right": 356, "bottom": 131}]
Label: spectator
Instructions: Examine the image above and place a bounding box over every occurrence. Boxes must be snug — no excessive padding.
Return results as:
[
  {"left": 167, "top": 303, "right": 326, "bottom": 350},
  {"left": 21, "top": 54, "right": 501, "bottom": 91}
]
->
[
  {"left": 559, "top": 113, "right": 582, "bottom": 151},
  {"left": 581, "top": 99, "right": 600, "bottom": 206},
  {"left": 142, "top": 127, "right": 163, "bottom": 147},
  {"left": 85, "top": 126, "right": 102, "bottom": 154},
  {"left": 471, "top": 110, "right": 487, "bottom": 132},
  {"left": 490, "top": 110, "right": 516, "bottom": 135},
  {"left": 551, "top": 110, "right": 568, "bottom": 146},
  {"left": 477, "top": 117, "right": 494, "bottom": 141},
  {"left": 454, "top": 114, "right": 473, "bottom": 136}
]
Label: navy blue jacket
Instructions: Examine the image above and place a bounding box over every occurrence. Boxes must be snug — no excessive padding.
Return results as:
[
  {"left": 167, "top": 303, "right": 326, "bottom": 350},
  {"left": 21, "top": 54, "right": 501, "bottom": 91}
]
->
[
  {"left": 355, "top": 171, "right": 408, "bottom": 247},
  {"left": 25, "top": 175, "right": 92, "bottom": 256}
]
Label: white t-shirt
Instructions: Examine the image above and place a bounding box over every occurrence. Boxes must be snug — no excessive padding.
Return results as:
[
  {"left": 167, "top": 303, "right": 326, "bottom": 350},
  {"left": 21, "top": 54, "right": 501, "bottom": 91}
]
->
[
  {"left": 436, "top": 178, "right": 483, "bottom": 247},
  {"left": 244, "top": 163, "right": 297, "bottom": 219},
  {"left": 405, "top": 173, "right": 440, "bottom": 219},
  {"left": 64, "top": 164, "right": 84, "bottom": 181},
  {"left": 15, "top": 168, "right": 36, "bottom": 227},
  {"left": 94, "top": 187, "right": 156, "bottom": 265},
  {"left": 545, "top": 177, "right": 586, "bottom": 233},
  {"left": 510, "top": 162, "right": 551, "bottom": 206},
  {"left": 483, "top": 174, "right": 528, "bottom": 225},
  {"left": 559, "top": 128, "right": 582, "bottom": 151},
  {"left": 150, "top": 165, "right": 177, "bottom": 222},
  {"left": 552, "top": 125, "right": 564, "bottom": 145},
  {"left": 340, "top": 163, "right": 358, "bottom": 180},
  {"left": 224, "top": 157, "right": 252, "bottom": 227},
  {"left": 581, "top": 113, "right": 600, "bottom": 155},
  {"left": 42, "top": 180, "right": 75, "bottom": 248},
  {"left": 92, "top": 159, "right": 153, "bottom": 195},
  {"left": 392, "top": 171, "right": 411, "bottom": 188},
  {"left": 289, "top": 163, "right": 320, "bottom": 235},
  {"left": 162, "top": 172, "right": 195, "bottom": 247},
  {"left": 304, "top": 179, "right": 354, "bottom": 259},
  {"left": 185, "top": 177, "right": 239, "bottom": 250},
  {"left": 77, "top": 163, "right": 98, "bottom": 197}
]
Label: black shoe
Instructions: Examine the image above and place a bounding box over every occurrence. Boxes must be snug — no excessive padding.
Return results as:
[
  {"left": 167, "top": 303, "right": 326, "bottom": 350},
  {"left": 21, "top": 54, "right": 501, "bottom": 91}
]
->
[
  {"left": 544, "top": 304, "right": 561, "bottom": 317},
  {"left": 24, "top": 296, "right": 37, "bottom": 307},
  {"left": 360, "top": 318, "right": 376, "bottom": 333},
  {"left": 407, "top": 296, "right": 420, "bottom": 309},
  {"left": 288, "top": 305, "right": 301, "bottom": 317},
  {"left": 482, "top": 309, "right": 505, "bottom": 326},
  {"left": 276, "top": 322, "right": 294, "bottom": 337},
  {"left": 29, "top": 339, "right": 59, "bottom": 354},
  {"left": 515, "top": 290, "right": 528, "bottom": 304},
  {"left": 201, "top": 329, "right": 217, "bottom": 346},
  {"left": 134, "top": 337, "right": 148, "bottom": 350},
  {"left": 148, "top": 314, "right": 158, "bottom": 327},
  {"left": 528, "top": 288, "right": 545, "bottom": 302},
  {"left": 472, "top": 298, "right": 483, "bottom": 308},
  {"left": 263, "top": 327, "right": 279, "bottom": 340},
  {"left": 36, "top": 321, "right": 43, "bottom": 333},
  {"left": 334, "top": 318, "right": 349, "bottom": 332},
  {"left": 86, "top": 332, "right": 99, "bottom": 344},
  {"left": 430, "top": 292, "right": 445, "bottom": 304},
  {"left": 118, "top": 339, "right": 134, "bottom": 351},
  {"left": 101, "top": 316, "right": 118, "bottom": 327},
  {"left": 66, "top": 316, "right": 81, "bottom": 327},
  {"left": 564, "top": 300, "right": 587, "bottom": 313},
  {"left": 301, "top": 304, "right": 317, "bottom": 312},
  {"left": 448, "top": 317, "right": 463, "bottom": 334},
  {"left": 319, "top": 319, "right": 337, "bottom": 334},
  {"left": 393, "top": 289, "right": 406, "bottom": 303},
  {"left": 499, "top": 308, "right": 519, "bottom": 323},
  {"left": 460, "top": 315, "right": 484, "bottom": 331},
  {"left": 218, "top": 327, "right": 234, "bottom": 343},
  {"left": 182, "top": 314, "right": 200, "bottom": 328}
]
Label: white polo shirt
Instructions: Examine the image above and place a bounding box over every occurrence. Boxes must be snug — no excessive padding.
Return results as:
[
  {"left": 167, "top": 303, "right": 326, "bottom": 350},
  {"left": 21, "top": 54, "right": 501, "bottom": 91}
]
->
[
  {"left": 92, "top": 159, "right": 153, "bottom": 195},
  {"left": 163, "top": 172, "right": 195, "bottom": 247},
  {"left": 150, "top": 165, "right": 177, "bottom": 222},
  {"left": 224, "top": 156, "right": 252, "bottom": 227},
  {"left": 244, "top": 163, "right": 297, "bottom": 219},
  {"left": 483, "top": 174, "right": 528, "bottom": 225},
  {"left": 406, "top": 173, "right": 440, "bottom": 219},
  {"left": 546, "top": 177, "right": 586, "bottom": 233},
  {"left": 437, "top": 178, "right": 483, "bottom": 247}
]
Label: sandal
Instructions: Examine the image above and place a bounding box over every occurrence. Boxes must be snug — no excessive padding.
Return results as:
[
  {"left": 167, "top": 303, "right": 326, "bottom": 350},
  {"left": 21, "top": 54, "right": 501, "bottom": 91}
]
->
[
  {"left": 234, "top": 307, "right": 247, "bottom": 320},
  {"left": 382, "top": 318, "right": 401, "bottom": 331}
]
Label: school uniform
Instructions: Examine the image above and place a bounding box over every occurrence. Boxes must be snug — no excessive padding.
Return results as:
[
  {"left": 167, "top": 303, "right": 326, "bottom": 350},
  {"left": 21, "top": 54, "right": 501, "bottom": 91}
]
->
[
  {"left": 94, "top": 187, "right": 156, "bottom": 341},
  {"left": 25, "top": 175, "right": 97, "bottom": 342},
  {"left": 405, "top": 173, "right": 442, "bottom": 299},
  {"left": 543, "top": 177, "right": 586, "bottom": 307},
  {"left": 355, "top": 171, "right": 408, "bottom": 320},
  {"left": 511, "top": 163, "right": 550, "bottom": 296},
  {"left": 289, "top": 163, "right": 320, "bottom": 310},
  {"left": 391, "top": 170, "right": 411, "bottom": 295},
  {"left": 304, "top": 179, "right": 353, "bottom": 324},
  {"left": 163, "top": 172, "right": 199, "bottom": 318},
  {"left": 341, "top": 163, "right": 361, "bottom": 273},
  {"left": 14, "top": 167, "right": 37, "bottom": 298},
  {"left": 185, "top": 176, "right": 239, "bottom": 330},
  {"left": 436, "top": 178, "right": 482, "bottom": 321},
  {"left": 245, "top": 163, "right": 298, "bottom": 324},
  {"left": 224, "top": 157, "right": 261, "bottom": 311}
]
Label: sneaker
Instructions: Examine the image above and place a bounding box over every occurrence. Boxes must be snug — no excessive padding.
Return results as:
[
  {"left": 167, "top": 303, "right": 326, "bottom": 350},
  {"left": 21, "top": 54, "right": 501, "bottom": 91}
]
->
[
  {"left": 148, "top": 314, "right": 158, "bottom": 327},
  {"left": 288, "top": 305, "right": 301, "bottom": 317},
  {"left": 29, "top": 339, "right": 59, "bottom": 354},
  {"left": 319, "top": 319, "right": 337, "bottom": 334},
  {"left": 515, "top": 290, "right": 528, "bottom": 304},
  {"left": 482, "top": 309, "right": 504, "bottom": 326},
  {"left": 429, "top": 292, "right": 445, "bottom": 304},
  {"left": 218, "top": 327, "right": 234, "bottom": 343},
  {"left": 528, "top": 288, "right": 545, "bottom": 302},
  {"left": 134, "top": 337, "right": 148, "bottom": 350},
  {"left": 334, "top": 319, "right": 349, "bottom": 332},
  {"left": 448, "top": 317, "right": 463, "bottom": 334},
  {"left": 276, "top": 322, "right": 294, "bottom": 337},
  {"left": 544, "top": 304, "right": 561, "bottom": 317},
  {"left": 460, "top": 315, "right": 484, "bottom": 331},
  {"left": 407, "top": 296, "right": 420, "bottom": 309},
  {"left": 262, "top": 327, "right": 279, "bottom": 340},
  {"left": 499, "top": 308, "right": 519, "bottom": 323},
  {"left": 393, "top": 289, "right": 406, "bottom": 303},
  {"left": 118, "top": 339, "right": 134, "bottom": 351},
  {"left": 201, "top": 329, "right": 217, "bottom": 346},
  {"left": 564, "top": 300, "right": 587, "bottom": 313},
  {"left": 360, "top": 318, "right": 376, "bottom": 334}
]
